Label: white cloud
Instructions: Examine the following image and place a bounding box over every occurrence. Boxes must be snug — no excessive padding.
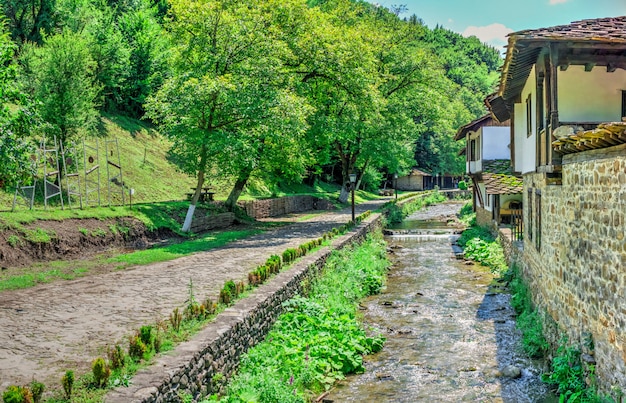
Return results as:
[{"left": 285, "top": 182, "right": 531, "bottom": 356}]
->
[
  {"left": 462, "top": 23, "right": 514, "bottom": 49},
  {"left": 549, "top": 0, "right": 568, "bottom": 4}
]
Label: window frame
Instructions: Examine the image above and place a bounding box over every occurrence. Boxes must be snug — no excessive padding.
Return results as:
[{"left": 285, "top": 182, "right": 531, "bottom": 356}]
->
[{"left": 526, "top": 93, "right": 533, "bottom": 138}]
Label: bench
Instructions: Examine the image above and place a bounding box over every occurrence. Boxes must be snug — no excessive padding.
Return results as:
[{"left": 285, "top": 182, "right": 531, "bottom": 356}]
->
[{"left": 187, "top": 188, "right": 215, "bottom": 202}]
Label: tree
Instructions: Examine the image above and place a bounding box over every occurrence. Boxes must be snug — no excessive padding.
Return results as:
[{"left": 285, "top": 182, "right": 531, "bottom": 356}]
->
[
  {"left": 118, "top": 3, "right": 169, "bottom": 117},
  {"left": 0, "top": 19, "right": 37, "bottom": 190},
  {"left": 84, "top": 2, "right": 131, "bottom": 112},
  {"left": 146, "top": 0, "right": 312, "bottom": 231},
  {"left": 2, "top": 0, "right": 56, "bottom": 45},
  {"left": 25, "top": 30, "right": 100, "bottom": 145},
  {"left": 296, "top": 1, "right": 441, "bottom": 202}
]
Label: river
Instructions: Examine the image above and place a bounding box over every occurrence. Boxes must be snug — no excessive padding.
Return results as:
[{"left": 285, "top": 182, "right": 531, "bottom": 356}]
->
[{"left": 326, "top": 201, "right": 553, "bottom": 403}]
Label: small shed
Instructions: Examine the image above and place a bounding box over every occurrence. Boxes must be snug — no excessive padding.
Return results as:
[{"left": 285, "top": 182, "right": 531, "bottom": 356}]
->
[{"left": 396, "top": 168, "right": 431, "bottom": 191}]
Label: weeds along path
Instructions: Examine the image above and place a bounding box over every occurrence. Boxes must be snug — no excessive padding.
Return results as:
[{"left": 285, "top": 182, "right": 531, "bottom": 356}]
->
[{"left": 0, "top": 198, "right": 389, "bottom": 392}]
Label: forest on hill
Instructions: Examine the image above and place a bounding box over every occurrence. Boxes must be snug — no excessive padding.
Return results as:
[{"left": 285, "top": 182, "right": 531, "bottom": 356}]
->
[{"left": 0, "top": 0, "right": 502, "bottom": 208}]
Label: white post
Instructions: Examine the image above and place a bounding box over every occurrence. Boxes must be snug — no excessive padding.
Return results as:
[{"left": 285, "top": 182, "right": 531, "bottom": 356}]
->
[{"left": 182, "top": 204, "right": 196, "bottom": 232}]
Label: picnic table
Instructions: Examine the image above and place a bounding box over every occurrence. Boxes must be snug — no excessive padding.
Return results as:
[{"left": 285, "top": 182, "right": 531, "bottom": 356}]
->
[{"left": 187, "top": 187, "right": 215, "bottom": 202}]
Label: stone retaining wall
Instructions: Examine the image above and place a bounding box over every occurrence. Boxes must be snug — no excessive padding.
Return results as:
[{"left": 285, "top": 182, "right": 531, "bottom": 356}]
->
[
  {"left": 239, "top": 195, "right": 335, "bottom": 219},
  {"left": 190, "top": 213, "right": 235, "bottom": 233},
  {"left": 106, "top": 215, "right": 383, "bottom": 403},
  {"left": 519, "top": 144, "right": 626, "bottom": 393}
]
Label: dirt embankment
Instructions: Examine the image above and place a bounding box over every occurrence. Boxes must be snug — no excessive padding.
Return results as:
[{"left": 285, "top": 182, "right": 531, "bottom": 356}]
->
[{"left": 0, "top": 217, "right": 167, "bottom": 269}]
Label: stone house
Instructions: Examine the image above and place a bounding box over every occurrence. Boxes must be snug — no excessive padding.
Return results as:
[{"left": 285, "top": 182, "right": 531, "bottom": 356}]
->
[
  {"left": 455, "top": 114, "right": 523, "bottom": 231},
  {"left": 486, "top": 16, "right": 626, "bottom": 393},
  {"left": 395, "top": 168, "right": 430, "bottom": 191}
]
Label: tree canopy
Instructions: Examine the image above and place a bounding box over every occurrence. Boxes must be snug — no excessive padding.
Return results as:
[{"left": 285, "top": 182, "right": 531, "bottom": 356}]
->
[{"left": 1, "top": 0, "right": 502, "bottom": 215}]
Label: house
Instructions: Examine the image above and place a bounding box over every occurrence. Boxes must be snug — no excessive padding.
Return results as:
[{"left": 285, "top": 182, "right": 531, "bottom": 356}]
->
[
  {"left": 454, "top": 114, "right": 523, "bottom": 232},
  {"left": 395, "top": 168, "right": 430, "bottom": 191},
  {"left": 487, "top": 16, "right": 626, "bottom": 394}
]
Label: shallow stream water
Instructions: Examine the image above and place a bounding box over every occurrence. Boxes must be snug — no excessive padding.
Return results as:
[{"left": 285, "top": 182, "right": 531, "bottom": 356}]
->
[{"left": 326, "top": 203, "right": 554, "bottom": 403}]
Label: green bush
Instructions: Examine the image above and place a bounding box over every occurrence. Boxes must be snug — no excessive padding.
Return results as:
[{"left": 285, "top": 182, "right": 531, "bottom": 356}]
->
[
  {"left": 92, "top": 357, "right": 111, "bottom": 388},
  {"left": 219, "top": 280, "right": 237, "bottom": 305},
  {"left": 29, "top": 381, "right": 44, "bottom": 403},
  {"left": 216, "top": 233, "right": 389, "bottom": 401},
  {"left": 506, "top": 265, "right": 549, "bottom": 359},
  {"left": 107, "top": 344, "right": 126, "bottom": 370},
  {"left": 128, "top": 334, "right": 147, "bottom": 361},
  {"left": 542, "top": 340, "right": 600, "bottom": 402},
  {"left": 458, "top": 180, "right": 468, "bottom": 190},
  {"left": 139, "top": 325, "right": 154, "bottom": 350},
  {"left": 2, "top": 385, "right": 32, "bottom": 403},
  {"left": 61, "top": 370, "right": 74, "bottom": 400}
]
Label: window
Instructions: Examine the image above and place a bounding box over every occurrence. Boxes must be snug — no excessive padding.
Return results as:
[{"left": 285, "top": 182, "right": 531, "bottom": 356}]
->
[
  {"left": 535, "top": 190, "right": 542, "bottom": 251},
  {"left": 536, "top": 76, "right": 544, "bottom": 132},
  {"left": 622, "top": 90, "right": 626, "bottom": 119},
  {"left": 526, "top": 94, "right": 532, "bottom": 137},
  {"left": 527, "top": 189, "right": 533, "bottom": 242},
  {"left": 470, "top": 139, "right": 476, "bottom": 161}
]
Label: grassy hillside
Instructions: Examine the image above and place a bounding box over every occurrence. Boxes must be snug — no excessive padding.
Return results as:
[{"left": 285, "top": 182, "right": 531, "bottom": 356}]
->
[{"left": 0, "top": 114, "right": 196, "bottom": 211}]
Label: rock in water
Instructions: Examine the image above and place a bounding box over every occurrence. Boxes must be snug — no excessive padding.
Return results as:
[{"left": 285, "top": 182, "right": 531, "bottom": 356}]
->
[{"left": 501, "top": 365, "right": 522, "bottom": 379}]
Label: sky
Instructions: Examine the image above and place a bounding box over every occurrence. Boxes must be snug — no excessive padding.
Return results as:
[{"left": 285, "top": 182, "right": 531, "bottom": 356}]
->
[{"left": 369, "top": 0, "right": 626, "bottom": 50}]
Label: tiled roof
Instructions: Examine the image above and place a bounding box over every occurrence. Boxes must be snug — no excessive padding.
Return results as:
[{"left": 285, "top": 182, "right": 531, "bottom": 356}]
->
[
  {"left": 454, "top": 114, "right": 510, "bottom": 141},
  {"left": 482, "top": 160, "right": 523, "bottom": 195},
  {"left": 512, "top": 16, "right": 626, "bottom": 42},
  {"left": 408, "top": 168, "right": 431, "bottom": 177},
  {"left": 498, "top": 16, "right": 626, "bottom": 106},
  {"left": 553, "top": 122, "right": 626, "bottom": 154}
]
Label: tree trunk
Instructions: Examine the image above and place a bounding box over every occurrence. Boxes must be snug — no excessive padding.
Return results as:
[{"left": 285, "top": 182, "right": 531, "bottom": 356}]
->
[
  {"left": 182, "top": 147, "right": 208, "bottom": 232},
  {"left": 338, "top": 184, "right": 350, "bottom": 204},
  {"left": 224, "top": 167, "right": 253, "bottom": 212}
]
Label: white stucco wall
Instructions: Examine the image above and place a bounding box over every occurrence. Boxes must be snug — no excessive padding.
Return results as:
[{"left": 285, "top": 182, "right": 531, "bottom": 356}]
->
[
  {"left": 558, "top": 66, "right": 626, "bottom": 123},
  {"left": 514, "top": 66, "right": 537, "bottom": 175},
  {"left": 482, "top": 127, "right": 511, "bottom": 160},
  {"left": 466, "top": 131, "right": 482, "bottom": 174},
  {"left": 477, "top": 182, "right": 491, "bottom": 211}
]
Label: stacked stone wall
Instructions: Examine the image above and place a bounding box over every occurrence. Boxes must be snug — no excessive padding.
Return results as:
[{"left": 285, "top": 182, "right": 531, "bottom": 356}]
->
[
  {"left": 239, "top": 195, "right": 335, "bottom": 219},
  {"left": 106, "top": 215, "right": 383, "bottom": 403},
  {"left": 519, "top": 144, "right": 626, "bottom": 393},
  {"left": 190, "top": 213, "right": 235, "bottom": 233},
  {"left": 475, "top": 207, "right": 492, "bottom": 227}
]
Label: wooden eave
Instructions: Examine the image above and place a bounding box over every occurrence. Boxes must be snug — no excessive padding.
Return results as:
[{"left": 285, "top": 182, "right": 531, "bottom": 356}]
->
[
  {"left": 498, "top": 16, "right": 626, "bottom": 104},
  {"left": 455, "top": 114, "right": 511, "bottom": 141}
]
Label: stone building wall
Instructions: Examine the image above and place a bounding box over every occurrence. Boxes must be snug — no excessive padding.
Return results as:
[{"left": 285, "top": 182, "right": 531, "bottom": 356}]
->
[
  {"left": 106, "top": 215, "right": 383, "bottom": 403},
  {"left": 475, "top": 206, "right": 492, "bottom": 227},
  {"left": 239, "top": 195, "right": 335, "bottom": 219},
  {"left": 520, "top": 144, "right": 626, "bottom": 392}
]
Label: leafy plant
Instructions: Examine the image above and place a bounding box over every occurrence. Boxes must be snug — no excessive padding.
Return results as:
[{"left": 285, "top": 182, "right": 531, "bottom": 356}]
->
[
  {"left": 219, "top": 280, "right": 237, "bottom": 305},
  {"left": 139, "top": 325, "right": 154, "bottom": 351},
  {"left": 61, "top": 370, "right": 74, "bottom": 400},
  {"left": 107, "top": 344, "right": 126, "bottom": 370},
  {"left": 29, "top": 380, "right": 44, "bottom": 403},
  {"left": 128, "top": 333, "right": 147, "bottom": 361},
  {"left": 542, "top": 339, "right": 599, "bottom": 402},
  {"left": 218, "top": 232, "right": 389, "bottom": 400},
  {"left": 457, "top": 201, "right": 475, "bottom": 225},
  {"left": 507, "top": 264, "right": 549, "bottom": 359},
  {"left": 169, "top": 307, "right": 183, "bottom": 332},
  {"left": 92, "top": 357, "right": 111, "bottom": 388},
  {"left": 2, "top": 385, "right": 33, "bottom": 403}
]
